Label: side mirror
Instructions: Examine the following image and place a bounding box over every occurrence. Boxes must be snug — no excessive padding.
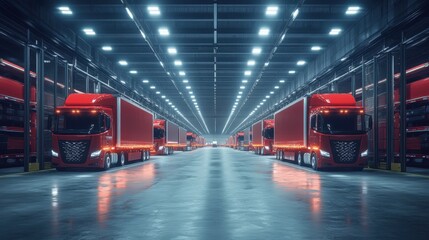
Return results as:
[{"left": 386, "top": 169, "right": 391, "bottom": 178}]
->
[{"left": 366, "top": 115, "right": 373, "bottom": 131}]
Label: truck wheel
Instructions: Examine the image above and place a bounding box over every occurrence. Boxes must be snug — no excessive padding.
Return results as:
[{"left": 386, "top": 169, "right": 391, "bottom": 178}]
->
[
  {"left": 311, "top": 153, "right": 319, "bottom": 171},
  {"left": 280, "top": 151, "right": 284, "bottom": 161},
  {"left": 297, "top": 152, "right": 304, "bottom": 166},
  {"left": 140, "top": 151, "right": 145, "bottom": 162},
  {"left": 56, "top": 167, "right": 66, "bottom": 172},
  {"left": 103, "top": 154, "right": 111, "bottom": 170},
  {"left": 118, "top": 152, "right": 125, "bottom": 167},
  {"left": 275, "top": 151, "right": 279, "bottom": 160},
  {"left": 146, "top": 151, "right": 150, "bottom": 160}
]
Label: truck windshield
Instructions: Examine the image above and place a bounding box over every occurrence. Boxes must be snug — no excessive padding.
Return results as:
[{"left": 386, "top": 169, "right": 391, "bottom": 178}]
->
[
  {"left": 263, "top": 127, "right": 274, "bottom": 139},
  {"left": 54, "top": 112, "right": 104, "bottom": 135},
  {"left": 317, "top": 113, "right": 370, "bottom": 135},
  {"left": 154, "top": 128, "right": 165, "bottom": 139},
  {"left": 237, "top": 136, "right": 244, "bottom": 141}
]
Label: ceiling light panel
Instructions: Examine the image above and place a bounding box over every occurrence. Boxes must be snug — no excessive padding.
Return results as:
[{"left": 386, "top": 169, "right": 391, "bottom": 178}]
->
[
  {"left": 159, "top": 28, "right": 170, "bottom": 36},
  {"left": 252, "top": 47, "right": 262, "bottom": 55},
  {"left": 258, "top": 28, "right": 270, "bottom": 36},
  {"left": 346, "top": 6, "right": 360, "bottom": 15},
  {"left": 265, "top": 6, "right": 278, "bottom": 16},
  {"left": 329, "top": 28, "right": 342, "bottom": 35},
  {"left": 148, "top": 6, "right": 161, "bottom": 15},
  {"left": 167, "top": 47, "right": 177, "bottom": 55}
]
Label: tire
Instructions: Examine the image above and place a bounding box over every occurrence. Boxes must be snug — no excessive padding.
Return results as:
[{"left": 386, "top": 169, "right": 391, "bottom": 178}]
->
[
  {"left": 311, "top": 153, "right": 319, "bottom": 171},
  {"left": 355, "top": 167, "right": 364, "bottom": 171},
  {"left": 146, "top": 151, "right": 150, "bottom": 160},
  {"left": 297, "top": 152, "right": 304, "bottom": 166},
  {"left": 275, "top": 151, "right": 279, "bottom": 160},
  {"left": 280, "top": 151, "right": 284, "bottom": 161},
  {"left": 140, "top": 151, "right": 145, "bottom": 162},
  {"left": 56, "top": 167, "right": 66, "bottom": 171},
  {"left": 103, "top": 154, "right": 111, "bottom": 170},
  {"left": 118, "top": 152, "right": 125, "bottom": 167}
]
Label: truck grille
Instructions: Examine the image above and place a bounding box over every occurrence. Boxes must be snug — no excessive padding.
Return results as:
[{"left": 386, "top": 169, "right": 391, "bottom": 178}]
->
[
  {"left": 330, "top": 140, "right": 360, "bottom": 164},
  {"left": 59, "top": 140, "right": 90, "bottom": 164}
]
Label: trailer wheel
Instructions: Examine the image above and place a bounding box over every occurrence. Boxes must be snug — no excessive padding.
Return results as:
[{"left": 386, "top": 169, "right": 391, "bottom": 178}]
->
[
  {"left": 146, "top": 151, "right": 150, "bottom": 160},
  {"left": 311, "top": 153, "right": 319, "bottom": 171},
  {"left": 280, "top": 151, "right": 284, "bottom": 161},
  {"left": 118, "top": 152, "right": 125, "bottom": 167},
  {"left": 297, "top": 152, "right": 304, "bottom": 166},
  {"left": 103, "top": 154, "right": 111, "bottom": 170},
  {"left": 275, "top": 151, "right": 279, "bottom": 160}
]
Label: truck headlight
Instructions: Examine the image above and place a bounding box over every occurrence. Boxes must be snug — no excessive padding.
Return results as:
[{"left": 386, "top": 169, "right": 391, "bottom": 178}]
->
[
  {"left": 159, "top": 146, "right": 164, "bottom": 150},
  {"left": 90, "top": 150, "right": 102, "bottom": 158},
  {"left": 320, "top": 149, "right": 331, "bottom": 158},
  {"left": 361, "top": 149, "right": 368, "bottom": 157},
  {"left": 264, "top": 146, "right": 270, "bottom": 150},
  {"left": 51, "top": 150, "right": 59, "bottom": 157}
]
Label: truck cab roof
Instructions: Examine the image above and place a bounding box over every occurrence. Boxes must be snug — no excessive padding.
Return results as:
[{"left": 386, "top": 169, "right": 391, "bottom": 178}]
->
[
  {"left": 64, "top": 94, "right": 116, "bottom": 107},
  {"left": 310, "top": 94, "right": 357, "bottom": 107}
]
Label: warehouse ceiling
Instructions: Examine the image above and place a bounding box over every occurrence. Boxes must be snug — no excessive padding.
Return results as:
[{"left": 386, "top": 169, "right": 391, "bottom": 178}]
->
[{"left": 40, "top": 0, "right": 372, "bottom": 135}]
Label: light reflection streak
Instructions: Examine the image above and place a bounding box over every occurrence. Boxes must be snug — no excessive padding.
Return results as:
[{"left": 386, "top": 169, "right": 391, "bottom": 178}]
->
[
  {"left": 272, "top": 162, "right": 322, "bottom": 221},
  {"left": 97, "top": 163, "right": 156, "bottom": 225}
]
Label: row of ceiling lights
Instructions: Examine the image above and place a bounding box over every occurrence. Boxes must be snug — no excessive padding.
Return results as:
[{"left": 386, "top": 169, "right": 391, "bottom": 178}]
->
[
  {"left": 143, "top": 5, "right": 210, "bottom": 133},
  {"left": 222, "top": 5, "right": 283, "bottom": 133},
  {"left": 57, "top": 4, "right": 200, "bottom": 132},
  {"left": 227, "top": 4, "right": 362, "bottom": 134}
]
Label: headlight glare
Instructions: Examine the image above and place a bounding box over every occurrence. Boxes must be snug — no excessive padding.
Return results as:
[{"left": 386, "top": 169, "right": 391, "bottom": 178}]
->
[
  {"left": 90, "top": 150, "right": 102, "bottom": 158},
  {"left": 320, "top": 149, "right": 331, "bottom": 158},
  {"left": 51, "top": 150, "right": 59, "bottom": 157}
]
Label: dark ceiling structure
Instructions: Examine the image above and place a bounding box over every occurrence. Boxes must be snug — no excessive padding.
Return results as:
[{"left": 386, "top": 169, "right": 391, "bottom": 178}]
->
[{"left": 42, "top": 0, "right": 374, "bottom": 135}]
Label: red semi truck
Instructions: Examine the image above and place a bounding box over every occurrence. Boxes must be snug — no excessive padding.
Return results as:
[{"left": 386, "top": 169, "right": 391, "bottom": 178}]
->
[
  {"left": 274, "top": 93, "right": 372, "bottom": 170},
  {"left": 153, "top": 119, "right": 179, "bottom": 155},
  {"left": 186, "top": 132, "right": 196, "bottom": 151},
  {"left": 252, "top": 119, "right": 275, "bottom": 155},
  {"left": 234, "top": 131, "right": 244, "bottom": 150},
  {"left": 51, "top": 94, "right": 153, "bottom": 170}
]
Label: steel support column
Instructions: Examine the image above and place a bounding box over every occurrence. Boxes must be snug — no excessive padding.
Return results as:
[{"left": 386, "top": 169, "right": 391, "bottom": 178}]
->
[
  {"left": 386, "top": 52, "right": 394, "bottom": 170},
  {"left": 85, "top": 66, "right": 89, "bottom": 93},
  {"left": 361, "top": 56, "right": 366, "bottom": 108},
  {"left": 399, "top": 41, "right": 407, "bottom": 172},
  {"left": 36, "top": 41, "right": 45, "bottom": 170},
  {"left": 23, "top": 30, "right": 31, "bottom": 172},
  {"left": 373, "top": 56, "right": 379, "bottom": 168},
  {"left": 351, "top": 74, "right": 356, "bottom": 97},
  {"left": 53, "top": 56, "right": 58, "bottom": 108},
  {"left": 64, "top": 61, "right": 69, "bottom": 97}
]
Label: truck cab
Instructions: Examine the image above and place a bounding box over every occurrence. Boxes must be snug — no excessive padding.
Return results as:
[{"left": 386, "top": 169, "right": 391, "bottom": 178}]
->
[
  {"left": 51, "top": 106, "right": 114, "bottom": 169},
  {"left": 261, "top": 119, "right": 275, "bottom": 154},
  {"left": 306, "top": 94, "right": 372, "bottom": 169},
  {"left": 153, "top": 119, "right": 174, "bottom": 155}
]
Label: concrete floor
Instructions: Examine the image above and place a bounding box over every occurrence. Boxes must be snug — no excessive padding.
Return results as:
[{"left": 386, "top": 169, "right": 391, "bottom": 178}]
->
[{"left": 0, "top": 148, "right": 428, "bottom": 240}]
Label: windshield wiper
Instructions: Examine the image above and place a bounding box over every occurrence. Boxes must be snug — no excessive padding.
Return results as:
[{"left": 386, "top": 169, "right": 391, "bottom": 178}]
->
[{"left": 88, "top": 124, "right": 94, "bottom": 134}]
